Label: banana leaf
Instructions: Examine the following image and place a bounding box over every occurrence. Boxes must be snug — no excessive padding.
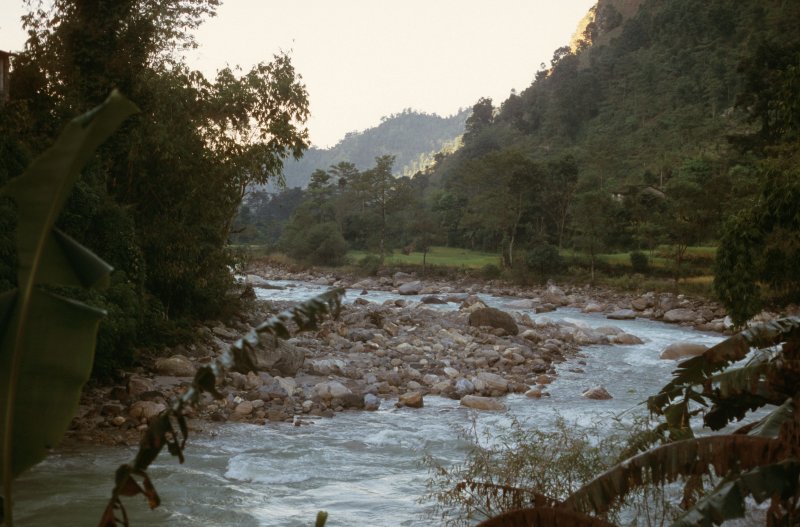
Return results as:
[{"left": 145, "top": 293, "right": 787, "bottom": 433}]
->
[{"left": 0, "top": 90, "right": 138, "bottom": 516}]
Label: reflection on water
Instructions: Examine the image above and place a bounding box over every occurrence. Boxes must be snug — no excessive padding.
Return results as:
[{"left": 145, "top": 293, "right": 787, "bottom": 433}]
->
[{"left": 15, "top": 284, "right": 724, "bottom": 526}]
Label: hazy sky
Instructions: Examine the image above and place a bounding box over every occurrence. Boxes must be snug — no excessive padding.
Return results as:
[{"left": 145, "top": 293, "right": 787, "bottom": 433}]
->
[{"left": 0, "top": 1, "right": 596, "bottom": 148}]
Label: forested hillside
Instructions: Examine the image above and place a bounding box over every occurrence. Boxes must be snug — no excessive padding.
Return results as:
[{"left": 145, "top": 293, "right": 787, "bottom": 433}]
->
[
  {"left": 263, "top": 0, "right": 799, "bottom": 321},
  {"left": 275, "top": 108, "right": 468, "bottom": 189}
]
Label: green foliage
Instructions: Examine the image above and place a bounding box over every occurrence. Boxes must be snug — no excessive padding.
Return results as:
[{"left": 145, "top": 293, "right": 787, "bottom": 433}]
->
[
  {"left": 0, "top": 92, "right": 137, "bottom": 525},
  {"left": 356, "top": 254, "right": 382, "bottom": 276},
  {"left": 525, "top": 244, "right": 565, "bottom": 278},
  {"left": 99, "top": 288, "right": 345, "bottom": 526},
  {"left": 629, "top": 251, "right": 649, "bottom": 274},
  {"left": 422, "top": 418, "right": 615, "bottom": 526},
  {"left": 480, "top": 264, "right": 502, "bottom": 280}
]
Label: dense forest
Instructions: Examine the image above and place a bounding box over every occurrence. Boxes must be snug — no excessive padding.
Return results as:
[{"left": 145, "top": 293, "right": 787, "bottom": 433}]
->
[
  {"left": 273, "top": 108, "right": 469, "bottom": 189},
  {"left": 247, "top": 0, "right": 800, "bottom": 324}
]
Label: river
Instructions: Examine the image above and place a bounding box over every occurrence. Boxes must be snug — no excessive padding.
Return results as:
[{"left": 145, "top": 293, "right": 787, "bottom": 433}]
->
[{"left": 13, "top": 282, "right": 724, "bottom": 526}]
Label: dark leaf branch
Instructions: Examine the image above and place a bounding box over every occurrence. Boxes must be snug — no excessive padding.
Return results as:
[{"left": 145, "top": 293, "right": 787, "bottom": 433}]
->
[{"left": 99, "top": 287, "right": 344, "bottom": 527}]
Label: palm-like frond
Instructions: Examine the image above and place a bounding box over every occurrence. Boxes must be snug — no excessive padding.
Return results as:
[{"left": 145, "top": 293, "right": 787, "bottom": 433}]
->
[
  {"left": 563, "top": 436, "right": 794, "bottom": 516},
  {"left": 475, "top": 507, "right": 617, "bottom": 527}
]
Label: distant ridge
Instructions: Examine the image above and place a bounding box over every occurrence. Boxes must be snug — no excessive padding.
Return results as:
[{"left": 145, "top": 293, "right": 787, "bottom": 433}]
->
[{"left": 274, "top": 108, "right": 469, "bottom": 190}]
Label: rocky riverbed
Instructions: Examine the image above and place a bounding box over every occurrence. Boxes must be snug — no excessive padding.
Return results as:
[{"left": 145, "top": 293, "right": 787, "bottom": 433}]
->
[{"left": 65, "top": 266, "right": 735, "bottom": 447}]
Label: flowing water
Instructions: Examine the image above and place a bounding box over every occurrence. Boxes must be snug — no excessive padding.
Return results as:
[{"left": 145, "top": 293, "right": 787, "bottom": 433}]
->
[{"left": 13, "top": 283, "right": 724, "bottom": 526}]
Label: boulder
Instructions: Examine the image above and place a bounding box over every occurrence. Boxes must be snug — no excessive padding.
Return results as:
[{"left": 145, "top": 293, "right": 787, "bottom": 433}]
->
[
  {"left": 396, "top": 391, "right": 424, "bottom": 408},
  {"left": 454, "top": 378, "right": 475, "bottom": 397},
  {"left": 245, "top": 274, "right": 284, "bottom": 289},
  {"left": 127, "top": 375, "right": 155, "bottom": 397},
  {"left": 582, "top": 302, "right": 606, "bottom": 313},
  {"left": 612, "top": 333, "right": 644, "bottom": 345},
  {"left": 233, "top": 401, "right": 254, "bottom": 417},
  {"left": 129, "top": 401, "right": 166, "bottom": 420},
  {"left": 631, "top": 295, "right": 654, "bottom": 311},
  {"left": 582, "top": 386, "right": 613, "bottom": 400},
  {"left": 154, "top": 355, "right": 195, "bottom": 377},
  {"left": 660, "top": 342, "right": 708, "bottom": 360},
  {"left": 468, "top": 307, "right": 519, "bottom": 336},
  {"left": 542, "top": 285, "right": 568, "bottom": 306},
  {"left": 607, "top": 309, "right": 636, "bottom": 320},
  {"left": 398, "top": 281, "right": 423, "bottom": 295},
  {"left": 460, "top": 395, "right": 506, "bottom": 411},
  {"left": 234, "top": 336, "right": 305, "bottom": 375},
  {"left": 421, "top": 295, "right": 447, "bottom": 304},
  {"left": 364, "top": 393, "right": 381, "bottom": 411},
  {"left": 312, "top": 381, "right": 351, "bottom": 400},
  {"left": 476, "top": 372, "right": 509, "bottom": 394},
  {"left": 525, "top": 388, "right": 543, "bottom": 398},
  {"left": 663, "top": 308, "right": 698, "bottom": 323}
]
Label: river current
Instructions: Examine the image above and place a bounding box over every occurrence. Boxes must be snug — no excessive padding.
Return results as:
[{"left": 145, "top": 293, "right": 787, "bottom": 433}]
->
[{"left": 14, "top": 282, "right": 724, "bottom": 526}]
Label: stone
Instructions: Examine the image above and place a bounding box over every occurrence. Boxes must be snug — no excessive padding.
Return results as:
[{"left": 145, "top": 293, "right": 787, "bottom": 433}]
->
[
  {"left": 612, "top": 333, "right": 644, "bottom": 345},
  {"left": 234, "top": 401, "right": 254, "bottom": 417},
  {"left": 468, "top": 307, "right": 519, "bottom": 336},
  {"left": 421, "top": 295, "right": 447, "bottom": 304},
  {"left": 631, "top": 296, "right": 654, "bottom": 311},
  {"left": 397, "top": 391, "right": 424, "bottom": 408},
  {"left": 154, "top": 355, "right": 195, "bottom": 377},
  {"left": 274, "top": 377, "right": 297, "bottom": 396},
  {"left": 364, "top": 393, "right": 381, "bottom": 411},
  {"left": 398, "top": 281, "right": 423, "bottom": 295},
  {"left": 525, "top": 388, "right": 543, "bottom": 398},
  {"left": 460, "top": 395, "right": 506, "bottom": 411},
  {"left": 582, "top": 386, "right": 613, "bottom": 400},
  {"left": 233, "top": 335, "right": 305, "bottom": 376},
  {"left": 660, "top": 342, "right": 708, "bottom": 360},
  {"left": 542, "top": 285, "right": 568, "bottom": 306},
  {"left": 582, "top": 302, "right": 606, "bottom": 313},
  {"left": 663, "top": 308, "right": 698, "bottom": 323},
  {"left": 476, "top": 372, "right": 509, "bottom": 394},
  {"left": 127, "top": 375, "right": 155, "bottom": 397},
  {"left": 111, "top": 416, "right": 127, "bottom": 426},
  {"left": 443, "top": 367, "right": 460, "bottom": 379},
  {"left": 129, "top": 401, "right": 166, "bottom": 420},
  {"left": 245, "top": 274, "right": 284, "bottom": 289},
  {"left": 312, "top": 381, "right": 351, "bottom": 400},
  {"left": 454, "top": 378, "right": 475, "bottom": 396},
  {"left": 607, "top": 309, "right": 636, "bottom": 320}
]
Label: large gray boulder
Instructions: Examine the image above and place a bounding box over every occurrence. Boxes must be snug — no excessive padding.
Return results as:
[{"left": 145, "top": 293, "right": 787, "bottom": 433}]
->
[
  {"left": 663, "top": 308, "right": 698, "bottom": 323},
  {"left": 232, "top": 336, "right": 305, "bottom": 376},
  {"left": 468, "top": 307, "right": 519, "bottom": 335},
  {"left": 398, "top": 281, "right": 423, "bottom": 295},
  {"left": 660, "top": 342, "right": 708, "bottom": 360},
  {"left": 607, "top": 309, "right": 636, "bottom": 320}
]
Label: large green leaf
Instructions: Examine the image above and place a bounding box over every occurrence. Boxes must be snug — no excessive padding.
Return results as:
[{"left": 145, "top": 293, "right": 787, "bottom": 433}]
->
[
  {"left": 562, "top": 435, "right": 793, "bottom": 516},
  {"left": 0, "top": 91, "right": 138, "bottom": 520}
]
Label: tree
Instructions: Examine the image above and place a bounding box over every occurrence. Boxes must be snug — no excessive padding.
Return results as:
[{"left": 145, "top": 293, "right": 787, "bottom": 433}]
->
[
  {"left": 362, "top": 155, "right": 397, "bottom": 262},
  {"left": 542, "top": 155, "right": 579, "bottom": 249},
  {"left": 12, "top": 0, "right": 309, "bottom": 320},
  {"left": 463, "top": 97, "right": 494, "bottom": 143},
  {"left": 571, "top": 188, "right": 615, "bottom": 283}
]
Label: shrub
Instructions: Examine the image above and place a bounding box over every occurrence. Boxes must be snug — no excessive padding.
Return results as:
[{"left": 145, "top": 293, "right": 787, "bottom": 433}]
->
[
  {"left": 305, "top": 222, "right": 348, "bottom": 266},
  {"left": 630, "top": 250, "right": 649, "bottom": 273},
  {"left": 480, "top": 263, "right": 502, "bottom": 279},
  {"left": 525, "top": 243, "right": 565, "bottom": 278},
  {"left": 357, "top": 254, "right": 382, "bottom": 276}
]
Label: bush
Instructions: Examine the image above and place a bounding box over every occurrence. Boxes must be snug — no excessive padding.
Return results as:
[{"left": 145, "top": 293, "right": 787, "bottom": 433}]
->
[
  {"left": 525, "top": 243, "right": 565, "bottom": 278},
  {"left": 480, "top": 263, "right": 502, "bottom": 279},
  {"left": 422, "top": 417, "right": 618, "bottom": 526},
  {"left": 304, "top": 222, "right": 348, "bottom": 266},
  {"left": 629, "top": 250, "right": 650, "bottom": 273},
  {"left": 357, "top": 254, "right": 382, "bottom": 276}
]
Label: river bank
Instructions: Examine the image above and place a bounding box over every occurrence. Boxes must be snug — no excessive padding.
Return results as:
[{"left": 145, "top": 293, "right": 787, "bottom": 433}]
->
[{"left": 63, "top": 265, "right": 733, "bottom": 448}]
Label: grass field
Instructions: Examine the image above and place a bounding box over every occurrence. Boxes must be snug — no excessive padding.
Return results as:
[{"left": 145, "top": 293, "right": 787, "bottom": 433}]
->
[{"left": 348, "top": 246, "right": 500, "bottom": 269}]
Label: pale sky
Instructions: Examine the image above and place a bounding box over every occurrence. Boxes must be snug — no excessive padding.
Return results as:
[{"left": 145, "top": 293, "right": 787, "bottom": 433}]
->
[{"left": 1, "top": 1, "right": 596, "bottom": 148}]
